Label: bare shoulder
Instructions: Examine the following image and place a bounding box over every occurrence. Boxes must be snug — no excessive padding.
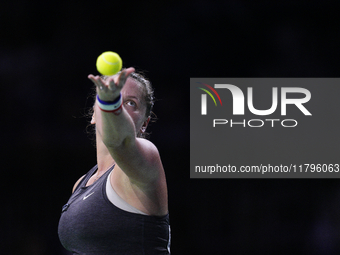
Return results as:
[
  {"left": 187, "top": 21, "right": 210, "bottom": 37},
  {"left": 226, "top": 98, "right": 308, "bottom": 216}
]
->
[
  {"left": 113, "top": 137, "right": 165, "bottom": 185},
  {"left": 72, "top": 174, "right": 86, "bottom": 193},
  {"left": 112, "top": 139, "right": 168, "bottom": 215},
  {"left": 135, "top": 138, "right": 162, "bottom": 160},
  {"left": 135, "top": 138, "right": 164, "bottom": 172}
]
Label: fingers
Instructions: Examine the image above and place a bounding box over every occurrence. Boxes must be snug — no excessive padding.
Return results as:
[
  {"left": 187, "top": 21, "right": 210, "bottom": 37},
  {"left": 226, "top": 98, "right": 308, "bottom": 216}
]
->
[
  {"left": 88, "top": 67, "right": 135, "bottom": 92},
  {"left": 125, "top": 67, "right": 135, "bottom": 76},
  {"left": 116, "top": 67, "right": 135, "bottom": 89},
  {"left": 88, "top": 75, "right": 107, "bottom": 91},
  {"left": 108, "top": 76, "right": 117, "bottom": 91},
  {"left": 117, "top": 70, "right": 127, "bottom": 89}
]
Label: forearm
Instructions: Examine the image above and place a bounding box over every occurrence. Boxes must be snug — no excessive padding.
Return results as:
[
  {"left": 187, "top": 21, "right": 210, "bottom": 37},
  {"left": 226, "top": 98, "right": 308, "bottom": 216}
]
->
[{"left": 96, "top": 101, "right": 136, "bottom": 148}]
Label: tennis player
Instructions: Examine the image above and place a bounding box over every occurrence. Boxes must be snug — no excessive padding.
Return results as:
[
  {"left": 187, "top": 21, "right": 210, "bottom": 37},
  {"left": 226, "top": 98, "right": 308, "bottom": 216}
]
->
[{"left": 58, "top": 67, "right": 170, "bottom": 254}]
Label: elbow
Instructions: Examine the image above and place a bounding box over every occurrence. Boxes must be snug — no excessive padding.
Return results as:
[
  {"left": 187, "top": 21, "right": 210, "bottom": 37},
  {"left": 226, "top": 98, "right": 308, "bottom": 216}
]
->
[
  {"left": 102, "top": 135, "right": 133, "bottom": 150},
  {"left": 102, "top": 135, "right": 122, "bottom": 149}
]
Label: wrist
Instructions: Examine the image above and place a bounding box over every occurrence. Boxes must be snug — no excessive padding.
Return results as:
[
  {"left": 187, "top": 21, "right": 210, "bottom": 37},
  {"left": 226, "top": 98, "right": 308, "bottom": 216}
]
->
[{"left": 96, "top": 93, "right": 123, "bottom": 113}]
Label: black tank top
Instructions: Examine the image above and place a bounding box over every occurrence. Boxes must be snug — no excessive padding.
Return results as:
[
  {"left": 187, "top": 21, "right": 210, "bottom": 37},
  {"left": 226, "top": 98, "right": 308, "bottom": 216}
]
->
[{"left": 58, "top": 165, "right": 170, "bottom": 254}]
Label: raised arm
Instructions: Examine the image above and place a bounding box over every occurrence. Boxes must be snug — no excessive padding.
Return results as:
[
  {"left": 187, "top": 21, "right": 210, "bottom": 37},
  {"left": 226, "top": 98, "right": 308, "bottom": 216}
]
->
[{"left": 88, "top": 69, "right": 163, "bottom": 186}]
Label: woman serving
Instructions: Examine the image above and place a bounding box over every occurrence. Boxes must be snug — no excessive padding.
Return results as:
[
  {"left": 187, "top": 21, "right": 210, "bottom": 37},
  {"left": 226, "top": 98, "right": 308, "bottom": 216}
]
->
[{"left": 58, "top": 68, "right": 170, "bottom": 254}]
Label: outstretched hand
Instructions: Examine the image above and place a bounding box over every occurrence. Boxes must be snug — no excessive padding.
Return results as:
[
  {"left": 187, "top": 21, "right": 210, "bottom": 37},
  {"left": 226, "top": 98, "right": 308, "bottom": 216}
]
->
[{"left": 88, "top": 67, "right": 135, "bottom": 102}]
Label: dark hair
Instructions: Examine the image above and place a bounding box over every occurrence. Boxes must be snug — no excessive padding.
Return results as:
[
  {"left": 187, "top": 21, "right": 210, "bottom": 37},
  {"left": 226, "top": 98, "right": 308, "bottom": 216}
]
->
[
  {"left": 86, "top": 70, "right": 156, "bottom": 140},
  {"left": 129, "top": 72, "right": 154, "bottom": 119}
]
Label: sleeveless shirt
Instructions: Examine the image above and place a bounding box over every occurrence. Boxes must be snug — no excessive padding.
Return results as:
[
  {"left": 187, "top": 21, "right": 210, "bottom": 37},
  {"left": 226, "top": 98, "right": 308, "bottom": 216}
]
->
[{"left": 58, "top": 165, "right": 171, "bottom": 255}]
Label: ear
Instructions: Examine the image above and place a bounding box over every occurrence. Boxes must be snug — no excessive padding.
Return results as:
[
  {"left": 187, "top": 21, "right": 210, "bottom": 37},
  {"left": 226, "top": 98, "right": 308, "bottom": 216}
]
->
[
  {"left": 140, "top": 116, "right": 151, "bottom": 133},
  {"left": 91, "top": 111, "right": 96, "bottom": 124}
]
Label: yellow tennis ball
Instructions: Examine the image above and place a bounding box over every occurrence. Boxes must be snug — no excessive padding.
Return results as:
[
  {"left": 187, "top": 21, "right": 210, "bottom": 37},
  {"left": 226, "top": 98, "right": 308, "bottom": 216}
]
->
[{"left": 96, "top": 51, "right": 122, "bottom": 76}]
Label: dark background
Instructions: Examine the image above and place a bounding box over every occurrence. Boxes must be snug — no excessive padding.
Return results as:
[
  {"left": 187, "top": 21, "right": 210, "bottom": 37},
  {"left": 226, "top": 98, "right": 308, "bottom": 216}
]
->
[{"left": 1, "top": 1, "right": 340, "bottom": 254}]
